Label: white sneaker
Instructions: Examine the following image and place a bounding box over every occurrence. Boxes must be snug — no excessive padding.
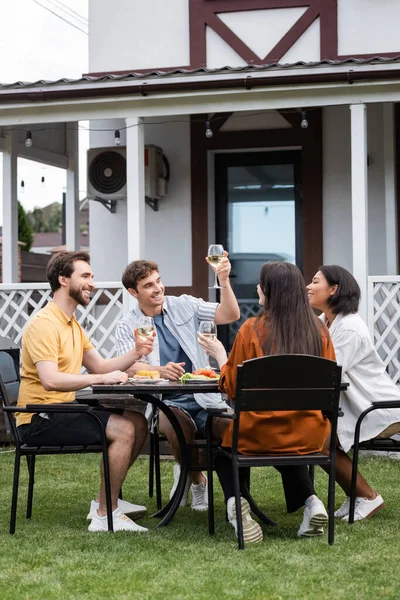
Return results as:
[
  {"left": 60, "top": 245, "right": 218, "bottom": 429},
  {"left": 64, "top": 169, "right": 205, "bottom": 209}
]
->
[
  {"left": 297, "top": 497, "right": 328, "bottom": 537},
  {"left": 341, "top": 494, "right": 385, "bottom": 522},
  {"left": 88, "top": 508, "right": 148, "bottom": 533},
  {"left": 169, "top": 463, "right": 191, "bottom": 507},
  {"left": 227, "top": 497, "right": 263, "bottom": 544},
  {"left": 334, "top": 497, "right": 350, "bottom": 518},
  {"left": 191, "top": 479, "right": 208, "bottom": 511},
  {"left": 87, "top": 499, "right": 147, "bottom": 520}
]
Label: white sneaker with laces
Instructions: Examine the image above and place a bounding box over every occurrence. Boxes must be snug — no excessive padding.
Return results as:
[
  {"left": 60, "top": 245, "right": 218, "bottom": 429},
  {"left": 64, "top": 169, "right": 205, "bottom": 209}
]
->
[
  {"left": 297, "top": 497, "right": 328, "bottom": 537},
  {"left": 341, "top": 494, "right": 385, "bottom": 522},
  {"left": 191, "top": 479, "right": 208, "bottom": 511},
  {"left": 87, "top": 499, "right": 147, "bottom": 520},
  {"left": 88, "top": 508, "right": 148, "bottom": 533},
  {"left": 334, "top": 497, "right": 350, "bottom": 518},
  {"left": 227, "top": 497, "right": 263, "bottom": 544},
  {"left": 169, "top": 463, "right": 191, "bottom": 507}
]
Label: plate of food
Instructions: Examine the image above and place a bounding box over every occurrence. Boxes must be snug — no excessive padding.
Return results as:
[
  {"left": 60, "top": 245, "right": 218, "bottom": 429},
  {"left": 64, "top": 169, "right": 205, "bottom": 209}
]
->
[
  {"left": 127, "top": 370, "right": 169, "bottom": 384},
  {"left": 179, "top": 368, "right": 220, "bottom": 384}
]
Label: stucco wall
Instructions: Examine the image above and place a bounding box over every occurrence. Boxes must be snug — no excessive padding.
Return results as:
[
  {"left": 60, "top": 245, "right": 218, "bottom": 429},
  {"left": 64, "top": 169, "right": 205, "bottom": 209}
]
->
[{"left": 89, "top": 118, "right": 192, "bottom": 285}]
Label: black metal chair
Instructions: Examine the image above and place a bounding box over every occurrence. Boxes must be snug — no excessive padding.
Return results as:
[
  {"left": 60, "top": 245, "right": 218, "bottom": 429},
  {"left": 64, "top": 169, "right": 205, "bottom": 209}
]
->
[
  {"left": 0, "top": 348, "right": 114, "bottom": 533},
  {"left": 207, "top": 354, "right": 342, "bottom": 549},
  {"left": 348, "top": 400, "right": 400, "bottom": 523}
]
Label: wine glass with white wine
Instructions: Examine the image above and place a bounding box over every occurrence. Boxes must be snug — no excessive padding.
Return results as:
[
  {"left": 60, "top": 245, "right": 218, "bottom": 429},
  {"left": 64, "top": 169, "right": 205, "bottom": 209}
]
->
[
  {"left": 136, "top": 316, "right": 155, "bottom": 359},
  {"left": 198, "top": 320, "right": 217, "bottom": 368},
  {"left": 207, "top": 244, "right": 225, "bottom": 289}
]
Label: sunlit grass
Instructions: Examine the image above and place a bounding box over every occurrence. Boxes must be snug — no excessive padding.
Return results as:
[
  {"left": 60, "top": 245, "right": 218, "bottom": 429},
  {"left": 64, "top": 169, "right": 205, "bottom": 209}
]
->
[{"left": 0, "top": 450, "right": 399, "bottom": 600}]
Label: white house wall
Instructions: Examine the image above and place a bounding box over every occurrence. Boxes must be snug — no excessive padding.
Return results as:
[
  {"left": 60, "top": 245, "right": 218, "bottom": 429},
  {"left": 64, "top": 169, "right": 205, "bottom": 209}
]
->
[
  {"left": 337, "top": 0, "right": 400, "bottom": 55},
  {"left": 323, "top": 104, "right": 387, "bottom": 276},
  {"left": 89, "top": 0, "right": 400, "bottom": 73},
  {"left": 89, "top": 117, "right": 192, "bottom": 285},
  {"left": 89, "top": 0, "right": 190, "bottom": 73}
]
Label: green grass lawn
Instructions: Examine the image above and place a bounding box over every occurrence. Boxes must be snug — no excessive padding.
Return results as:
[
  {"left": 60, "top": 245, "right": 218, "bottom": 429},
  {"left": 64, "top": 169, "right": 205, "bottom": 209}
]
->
[{"left": 0, "top": 450, "right": 399, "bottom": 600}]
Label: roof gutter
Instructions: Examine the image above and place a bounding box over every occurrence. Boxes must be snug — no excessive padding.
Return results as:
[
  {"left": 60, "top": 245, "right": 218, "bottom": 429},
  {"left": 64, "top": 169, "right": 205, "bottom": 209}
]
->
[{"left": 1, "top": 68, "right": 400, "bottom": 104}]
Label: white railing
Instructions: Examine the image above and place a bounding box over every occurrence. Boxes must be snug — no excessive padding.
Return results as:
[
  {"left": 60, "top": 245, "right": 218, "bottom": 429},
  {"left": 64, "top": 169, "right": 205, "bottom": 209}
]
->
[
  {"left": 368, "top": 276, "right": 400, "bottom": 383},
  {"left": 0, "top": 282, "right": 125, "bottom": 358}
]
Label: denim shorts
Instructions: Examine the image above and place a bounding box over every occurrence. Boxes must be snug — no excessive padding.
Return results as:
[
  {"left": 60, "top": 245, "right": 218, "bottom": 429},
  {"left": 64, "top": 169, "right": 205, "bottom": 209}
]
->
[
  {"left": 163, "top": 393, "right": 208, "bottom": 434},
  {"left": 17, "top": 403, "right": 118, "bottom": 446}
]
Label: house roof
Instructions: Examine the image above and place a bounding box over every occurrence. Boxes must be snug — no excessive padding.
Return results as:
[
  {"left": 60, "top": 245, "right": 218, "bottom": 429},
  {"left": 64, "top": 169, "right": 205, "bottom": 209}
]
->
[
  {"left": 1, "top": 55, "right": 400, "bottom": 90},
  {"left": 1, "top": 56, "right": 400, "bottom": 103}
]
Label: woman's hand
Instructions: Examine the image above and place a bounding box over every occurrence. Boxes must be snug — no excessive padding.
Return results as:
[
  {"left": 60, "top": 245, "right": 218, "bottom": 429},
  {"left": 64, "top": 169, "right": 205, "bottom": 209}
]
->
[{"left": 197, "top": 333, "right": 228, "bottom": 368}]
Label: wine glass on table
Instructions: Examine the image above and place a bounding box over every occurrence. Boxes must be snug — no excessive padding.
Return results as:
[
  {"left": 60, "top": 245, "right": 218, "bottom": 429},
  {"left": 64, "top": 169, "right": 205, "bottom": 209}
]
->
[
  {"left": 136, "top": 316, "right": 155, "bottom": 359},
  {"left": 198, "top": 320, "right": 217, "bottom": 369},
  {"left": 207, "top": 244, "right": 225, "bottom": 289}
]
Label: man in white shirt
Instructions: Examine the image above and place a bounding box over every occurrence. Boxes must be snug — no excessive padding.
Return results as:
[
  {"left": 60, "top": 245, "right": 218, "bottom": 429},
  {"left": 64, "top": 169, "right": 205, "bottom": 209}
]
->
[{"left": 115, "top": 255, "right": 240, "bottom": 510}]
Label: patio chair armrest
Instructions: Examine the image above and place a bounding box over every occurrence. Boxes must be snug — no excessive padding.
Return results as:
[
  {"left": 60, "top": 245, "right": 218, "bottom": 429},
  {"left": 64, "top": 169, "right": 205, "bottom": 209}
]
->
[
  {"left": 25, "top": 403, "right": 91, "bottom": 412},
  {"left": 206, "top": 408, "right": 235, "bottom": 419},
  {"left": 371, "top": 400, "right": 400, "bottom": 409}
]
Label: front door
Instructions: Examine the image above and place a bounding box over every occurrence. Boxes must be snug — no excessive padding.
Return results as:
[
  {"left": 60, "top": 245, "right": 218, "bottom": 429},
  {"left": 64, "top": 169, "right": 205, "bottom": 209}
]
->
[{"left": 215, "top": 151, "right": 302, "bottom": 348}]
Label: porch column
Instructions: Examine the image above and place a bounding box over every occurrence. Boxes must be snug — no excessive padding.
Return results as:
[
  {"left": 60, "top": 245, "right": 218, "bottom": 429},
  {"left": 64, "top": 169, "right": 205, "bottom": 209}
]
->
[
  {"left": 124, "top": 116, "right": 145, "bottom": 311},
  {"left": 2, "top": 130, "right": 18, "bottom": 282},
  {"left": 350, "top": 104, "right": 369, "bottom": 321},
  {"left": 383, "top": 104, "right": 398, "bottom": 274},
  {"left": 65, "top": 124, "right": 80, "bottom": 250}
]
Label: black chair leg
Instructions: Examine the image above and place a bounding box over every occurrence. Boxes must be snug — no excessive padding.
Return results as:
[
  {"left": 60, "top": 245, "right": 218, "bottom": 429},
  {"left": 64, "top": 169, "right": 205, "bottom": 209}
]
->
[
  {"left": 154, "top": 431, "right": 162, "bottom": 510},
  {"left": 349, "top": 420, "right": 363, "bottom": 525},
  {"left": 232, "top": 461, "right": 244, "bottom": 550},
  {"left": 328, "top": 465, "right": 336, "bottom": 546},
  {"left": 10, "top": 450, "right": 21, "bottom": 534},
  {"left": 149, "top": 430, "right": 155, "bottom": 498},
  {"left": 308, "top": 465, "right": 315, "bottom": 485},
  {"left": 101, "top": 446, "right": 113, "bottom": 533},
  {"left": 26, "top": 455, "right": 36, "bottom": 519},
  {"left": 206, "top": 417, "right": 215, "bottom": 535}
]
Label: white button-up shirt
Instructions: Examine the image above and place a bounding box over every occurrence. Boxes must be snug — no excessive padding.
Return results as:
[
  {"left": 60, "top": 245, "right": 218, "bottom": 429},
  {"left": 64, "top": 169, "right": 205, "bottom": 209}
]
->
[
  {"left": 115, "top": 295, "right": 229, "bottom": 411},
  {"left": 321, "top": 312, "right": 400, "bottom": 452}
]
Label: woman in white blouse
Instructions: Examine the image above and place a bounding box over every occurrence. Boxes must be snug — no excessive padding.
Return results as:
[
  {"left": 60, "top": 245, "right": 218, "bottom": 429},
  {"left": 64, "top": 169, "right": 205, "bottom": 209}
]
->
[{"left": 307, "top": 265, "right": 400, "bottom": 521}]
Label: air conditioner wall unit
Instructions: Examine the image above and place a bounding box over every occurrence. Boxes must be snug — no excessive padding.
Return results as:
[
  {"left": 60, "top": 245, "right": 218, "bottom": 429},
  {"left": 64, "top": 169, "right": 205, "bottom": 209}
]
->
[{"left": 87, "top": 145, "right": 168, "bottom": 202}]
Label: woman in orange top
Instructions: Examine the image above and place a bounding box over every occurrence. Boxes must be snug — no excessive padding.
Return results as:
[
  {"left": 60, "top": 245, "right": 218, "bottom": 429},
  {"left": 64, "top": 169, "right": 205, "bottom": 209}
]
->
[{"left": 199, "top": 262, "right": 336, "bottom": 544}]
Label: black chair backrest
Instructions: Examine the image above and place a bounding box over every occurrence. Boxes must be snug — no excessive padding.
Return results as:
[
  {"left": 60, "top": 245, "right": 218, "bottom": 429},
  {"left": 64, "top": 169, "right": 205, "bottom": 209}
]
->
[
  {"left": 235, "top": 354, "right": 342, "bottom": 414},
  {"left": 0, "top": 351, "right": 22, "bottom": 443},
  {"left": 0, "top": 337, "right": 20, "bottom": 378}
]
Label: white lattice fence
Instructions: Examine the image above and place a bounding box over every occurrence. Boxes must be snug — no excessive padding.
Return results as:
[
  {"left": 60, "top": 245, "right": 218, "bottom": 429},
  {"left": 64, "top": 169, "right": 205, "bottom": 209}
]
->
[
  {"left": 368, "top": 276, "right": 400, "bottom": 383},
  {"left": 0, "top": 282, "right": 124, "bottom": 358}
]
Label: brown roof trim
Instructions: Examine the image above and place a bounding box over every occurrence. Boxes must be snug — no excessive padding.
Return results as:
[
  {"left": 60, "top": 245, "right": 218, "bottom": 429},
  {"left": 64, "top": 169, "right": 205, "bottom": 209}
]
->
[{"left": 1, "top": 67, "right": 400, "bottom": 104}]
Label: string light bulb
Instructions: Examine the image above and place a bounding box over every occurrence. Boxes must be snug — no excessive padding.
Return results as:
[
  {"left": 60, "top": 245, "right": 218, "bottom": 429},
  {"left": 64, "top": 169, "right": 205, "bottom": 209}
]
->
[
  {"left": 41, "top": 176, "right": 45, "bottom": 187},
  {"left": 300, "top": 111, "right": 308, "bottom": 129},
  {"left": 25, "top": 131, "right": 32, "bottom": 147},
  {"left": 20, "top": 180, "right": 25, "bottom": 194},
  {"left": 205, "top": 120, "right": 213, "bottom": 138},
  {"left": 114, "top": 130, "right": 121, "bottom": 146}
]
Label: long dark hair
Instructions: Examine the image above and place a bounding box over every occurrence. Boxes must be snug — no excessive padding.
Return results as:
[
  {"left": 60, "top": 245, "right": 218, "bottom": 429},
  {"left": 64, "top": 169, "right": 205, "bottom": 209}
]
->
[
  {"left": 257, "top": 262, "right": 323, "bottom": 356},
  {"left": 318, "top": 265, "right": 360, "bottom": 315}
]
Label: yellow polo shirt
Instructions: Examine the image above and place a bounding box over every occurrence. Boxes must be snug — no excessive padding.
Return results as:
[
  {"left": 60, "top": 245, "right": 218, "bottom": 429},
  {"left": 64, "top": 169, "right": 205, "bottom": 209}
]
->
[{"left": 16, "top": 302, "right": 94, "bottom": 426}]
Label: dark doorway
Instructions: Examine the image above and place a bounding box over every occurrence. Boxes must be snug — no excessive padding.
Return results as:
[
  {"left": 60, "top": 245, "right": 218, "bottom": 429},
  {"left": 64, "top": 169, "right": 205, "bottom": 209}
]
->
[{"left": 215, "top": 151, "right": 302, "bottom": 348}]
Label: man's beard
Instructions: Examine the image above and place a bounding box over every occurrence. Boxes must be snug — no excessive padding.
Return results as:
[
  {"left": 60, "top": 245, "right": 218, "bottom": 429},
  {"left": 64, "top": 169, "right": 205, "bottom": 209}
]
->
[{"left": 69, "top": 285, "right": 91, "bottom": 306}]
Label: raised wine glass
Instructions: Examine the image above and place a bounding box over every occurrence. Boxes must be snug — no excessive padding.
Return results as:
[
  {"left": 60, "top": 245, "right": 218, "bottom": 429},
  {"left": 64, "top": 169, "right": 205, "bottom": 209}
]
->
[
  {"left": 137, "top": 316, "right": 155, "bottom": 341},
  {"left": 198, "top": 320, "right": 217, "bottom": 368},
  {"left": 207, "top": 244, "right": 225, "bottom": 289},
  {"left": 136, "top": 316, "right": 155, "bottom": 360}
]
